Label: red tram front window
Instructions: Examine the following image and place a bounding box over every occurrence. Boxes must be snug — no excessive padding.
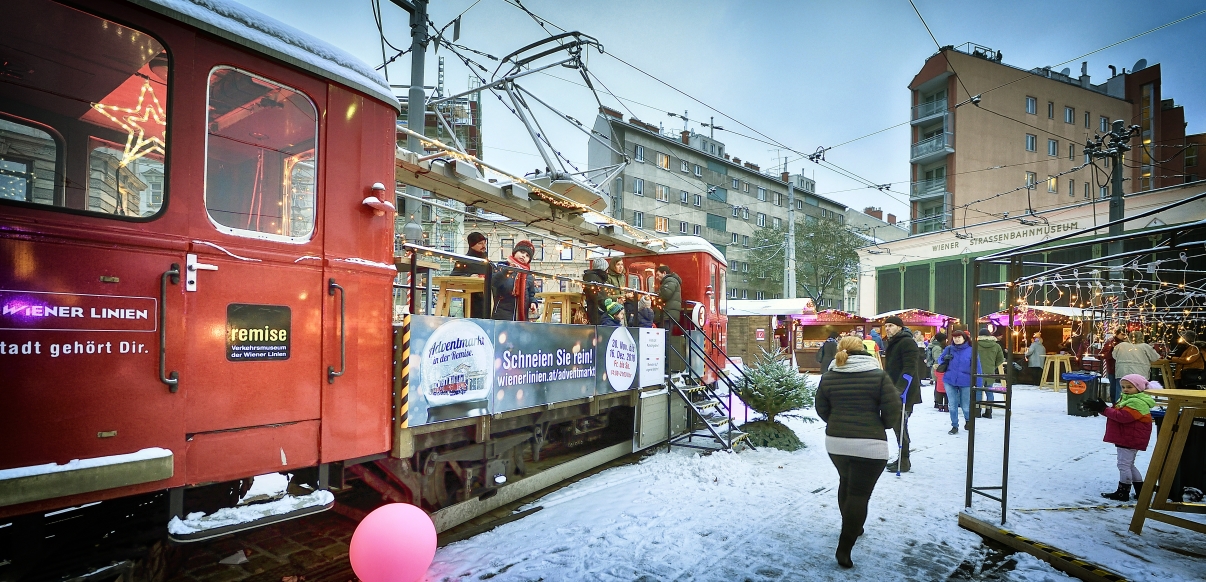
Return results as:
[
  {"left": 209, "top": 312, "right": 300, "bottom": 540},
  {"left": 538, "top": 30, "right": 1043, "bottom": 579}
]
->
[
  {"left": 204, "top": 67, "right": 318, "bottom": 242},
  {"left": 0, "top": 0, "right": 169, "bottom": 218}
]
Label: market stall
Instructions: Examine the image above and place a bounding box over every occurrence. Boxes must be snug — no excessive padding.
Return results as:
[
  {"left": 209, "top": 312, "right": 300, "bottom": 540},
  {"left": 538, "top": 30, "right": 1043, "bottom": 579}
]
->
[
  {"left": 980, "top": 305, "right": 1104, "bottom": 373},
  {"left": 793, "top": 309, "right": 869, "bottom": 373},
  {"left": 727, "top": 298, "right": 817, "bottom": 365},
  {"left": 869, "top": 308, "right": 960, "bottom": 343}
]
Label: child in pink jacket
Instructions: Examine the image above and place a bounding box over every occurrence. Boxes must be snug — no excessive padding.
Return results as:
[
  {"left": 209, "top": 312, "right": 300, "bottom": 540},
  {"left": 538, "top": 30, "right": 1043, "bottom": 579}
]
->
[{"left": 1085, "top": 373, "right": 1157, "bottom": 501}]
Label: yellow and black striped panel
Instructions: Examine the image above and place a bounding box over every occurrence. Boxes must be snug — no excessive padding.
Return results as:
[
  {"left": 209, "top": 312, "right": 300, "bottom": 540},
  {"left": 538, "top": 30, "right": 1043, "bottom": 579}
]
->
[
  {"left": 998, "top": 528, "right": 1129, "bottom": 582},
  {"left": 400, "top": 315, "right": 411, "bottom": 429}
]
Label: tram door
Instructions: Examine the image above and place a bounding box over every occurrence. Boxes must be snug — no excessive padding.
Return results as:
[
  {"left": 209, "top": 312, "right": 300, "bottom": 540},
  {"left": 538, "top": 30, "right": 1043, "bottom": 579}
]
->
[{"left": 179, "top": 66, "right": 327, "bottom": 482}]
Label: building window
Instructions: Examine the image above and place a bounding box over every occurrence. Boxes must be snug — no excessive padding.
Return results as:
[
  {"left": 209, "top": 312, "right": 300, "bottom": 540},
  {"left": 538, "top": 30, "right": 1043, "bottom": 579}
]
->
[
  {"left": 633, "top": 177, "right": 644, "bottom": 196},
  {"left": 500, "top": 238, "right": 514, "bottom": 260},
  {"left": 529, "top": 239, "right": 544, "bottom": 261},
  {"left": 742, "top": 207, "right": 750, "bottom": 220},
  {"left": 1084, "top": 111, "right": 1091, "bottom": 128},
  {"left": 680, "top": 190, "right": 689, "bottom": 204},
  {"left": 732, "top": 178, "right": 739, "bottom": 189},
  {"left": 1026, "top": 134, "right": 1037, "bottom": 152},
  {"left": 1047, "top": 176, "right": 1057, "bottom": 193},
  {"left": 654, "top": 216, "right": 669, "bottom": 232},
  {"left": 657, "top": 152, "right": 670, "bottom": 169},
  {"left": 634, "top": 145, "right": 645, "bottom": 161},
  {"left": 694, "top": 164, "right": 702, "bottom": 176},
  {"left": 774, "top": 192, "right": 783, "bottom": 206},
  {"left": 756, "top": 212, "right": 766, "bottom": 227},
  {"left": 1069, "top": 144, "right": 1076, "bottom": 160},
  {"left": 756, "top": 291, "right": 765, "bottom": 300},
  {"left": 773, "top": 217, "right": 782, "bottom": 228},
  {"left": 679, "top": 221, "right": 688, "bottom": 234},
  {"left": 741, "top": 260, "right": 749, "bottom": 272},
  {"left": 681, "top": 159, "right": 689, "bottom": 172},
  {"left": 1100, "top": 186, "right": 1108, "bottom": 199},
  {"left": 693, "top": 193, "right": 702, "bottom": 207},
  {"left": 757, "top": 187, "right": 766, "bottom": 201},
  {"left": 1100, "top": 116, "right": 1109, "bottom": 133},
  {"left": 1064, "top": 107, "right": 1074, "bottom": 124},
  {"left": 1047, "top": 102, "right": 1054, "bottom": 119},
  {"left": 732, "top": 205, "right": 740, "bottom": 217},
  {"left": 743, "top": 182, "right": 749, "bottom": 193},
  {"left": 732, "top": 232, "right": 740, "bottom": 244},
  {"left": 633, "top": 211, "right": 644, "bottom": 228},
  {"left": 655, "top": 184, "right": 669, "bottom": 202},
  {"left": 1083, "top": 182, "right": 1090, "bottom": 199},
  {"left": 560, "top": 241, "right": 574, "bottom": 260},
  {"left": 1025, "top": 96, "right": 1037, "bottom": 114},
  {"left": 1025, "top": 171, "right": 1037, "bottom": 187},
  {"left": 693, "top": 224, "right": 701, "bottom": 236},
  {"left": 742, "top": 235, "right": 749, "bottom": 246},
  {"left": 741, "top": 289, "right": 747, "bottom": 299},
  {"left": 711, "top": 144, "right": 717, "bottom": 155},
  {"left": 1048, "top": 139, "right": 1058, "bottom": 157},
  {"left": 1068, "top": 179, "right": 1075, "bottom": 197},
  {"left": 795, "top": 199, "right": 804, "bottom": 210},
  {"left": 1186, "top": 145, "right": 1197, "bottom": 167}
]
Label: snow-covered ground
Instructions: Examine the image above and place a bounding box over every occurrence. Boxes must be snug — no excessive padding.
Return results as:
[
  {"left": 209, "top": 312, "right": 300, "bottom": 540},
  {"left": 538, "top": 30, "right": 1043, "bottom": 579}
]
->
[{"left": 427, "top": 383, "right": 1206, "bottom": 581}]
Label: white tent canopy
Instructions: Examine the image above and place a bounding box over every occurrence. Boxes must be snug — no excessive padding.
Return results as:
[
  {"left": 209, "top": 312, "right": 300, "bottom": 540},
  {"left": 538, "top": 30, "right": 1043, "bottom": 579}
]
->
[{"left": 727, "top": 298, "right": 816, "bottom": 316}]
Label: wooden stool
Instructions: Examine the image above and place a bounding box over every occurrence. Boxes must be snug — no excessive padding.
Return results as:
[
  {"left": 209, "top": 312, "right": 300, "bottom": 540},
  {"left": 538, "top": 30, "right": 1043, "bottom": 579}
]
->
[
  {"left": 432, "top": 276, "right": 486, "bottom": 317},
  {"left": 1039, "top": 354, "right": 1073, "bottom": 391},
  {"left": 537, "top": 291, "right": 586, "bottom": 324},
  {"left": 1153, "top": 359, "right": 1178, "bottom": 390}
]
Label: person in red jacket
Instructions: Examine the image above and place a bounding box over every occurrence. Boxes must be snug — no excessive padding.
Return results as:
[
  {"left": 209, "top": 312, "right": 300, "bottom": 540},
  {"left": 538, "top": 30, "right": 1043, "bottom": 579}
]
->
[
  {"left": 1084, "top": 373, "right": 1157, "bottom": 501},
  {"left": 1100, "top": 329, "right": 1126, "bottom": 402}
]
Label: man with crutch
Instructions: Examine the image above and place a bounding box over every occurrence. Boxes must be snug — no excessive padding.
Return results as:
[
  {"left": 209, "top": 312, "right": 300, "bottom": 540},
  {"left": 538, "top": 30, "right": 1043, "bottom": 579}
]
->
[{"left": 882, "top": 316, "right": 923, "bottom": 473}]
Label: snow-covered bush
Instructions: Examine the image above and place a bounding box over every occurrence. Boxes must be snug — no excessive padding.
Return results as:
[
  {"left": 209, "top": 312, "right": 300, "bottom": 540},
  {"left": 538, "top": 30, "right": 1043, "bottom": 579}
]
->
[{"left": 738, "top": 348, "right": 815, "bottom": 424}]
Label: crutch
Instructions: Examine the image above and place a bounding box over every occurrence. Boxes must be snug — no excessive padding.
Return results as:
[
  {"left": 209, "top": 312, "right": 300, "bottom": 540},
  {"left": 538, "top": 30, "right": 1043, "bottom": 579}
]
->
[{"left": 896, "top": 374, "right": 912, "bottom": 477}]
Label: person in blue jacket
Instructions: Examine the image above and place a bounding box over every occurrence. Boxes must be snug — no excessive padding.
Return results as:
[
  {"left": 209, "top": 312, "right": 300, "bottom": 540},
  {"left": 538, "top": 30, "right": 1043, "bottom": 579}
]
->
[{"left": 938, "top": 330, "right": 975, "bottom": 434}]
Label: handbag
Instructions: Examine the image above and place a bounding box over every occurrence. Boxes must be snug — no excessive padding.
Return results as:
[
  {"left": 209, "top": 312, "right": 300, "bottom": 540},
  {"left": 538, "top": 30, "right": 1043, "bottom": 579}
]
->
[{"left": 936, "top": 353, "right": 950, "bottom": 373}]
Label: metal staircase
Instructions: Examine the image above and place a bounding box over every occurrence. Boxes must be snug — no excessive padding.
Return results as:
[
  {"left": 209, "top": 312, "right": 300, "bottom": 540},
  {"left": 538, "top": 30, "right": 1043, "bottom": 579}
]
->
[{"left": 663, "top": 309, "right": 756, "bottom": 453}]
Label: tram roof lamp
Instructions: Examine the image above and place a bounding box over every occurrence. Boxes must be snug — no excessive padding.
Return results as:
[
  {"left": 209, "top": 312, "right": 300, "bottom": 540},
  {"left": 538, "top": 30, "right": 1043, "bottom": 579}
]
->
[{"left": 403, "top": 215, "right": 425, "bottom": 243}]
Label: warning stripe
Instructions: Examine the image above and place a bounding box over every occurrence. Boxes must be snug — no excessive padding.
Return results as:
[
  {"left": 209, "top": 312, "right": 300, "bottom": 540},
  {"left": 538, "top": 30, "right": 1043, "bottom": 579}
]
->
[
  {"left": 1014, "top": 503, "right": 1135, "bottom": 513},
  {"left": 998, "top": 529, "right": 1128, "bottom": 581},
  {"left": 399, "top": 315, "right": 410, "bottom": 429}
]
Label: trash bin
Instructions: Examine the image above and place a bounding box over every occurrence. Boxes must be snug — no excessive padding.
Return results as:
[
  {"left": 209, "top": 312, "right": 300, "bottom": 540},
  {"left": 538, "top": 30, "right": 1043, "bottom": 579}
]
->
[
  {"left": 1063, "top": 372, "right": 1098, "bottom": 417},
  {"left": 1151, "top": 408, "right": 1206, "bottom": 502}
]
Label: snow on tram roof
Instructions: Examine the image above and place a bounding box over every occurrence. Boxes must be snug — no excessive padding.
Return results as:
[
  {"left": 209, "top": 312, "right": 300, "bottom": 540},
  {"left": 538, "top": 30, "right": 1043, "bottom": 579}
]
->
[
  {"left": 658, "top": 236, "right": 727, "bottom": 266},
  {"left": 133, "top": 0, "right": 398, "bottom": 109}
]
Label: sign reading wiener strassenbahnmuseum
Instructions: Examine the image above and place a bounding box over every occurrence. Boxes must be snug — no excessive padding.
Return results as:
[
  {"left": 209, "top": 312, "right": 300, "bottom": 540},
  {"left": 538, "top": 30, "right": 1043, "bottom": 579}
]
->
[{"left": 226, "top": 303, "right": 290, "bottom": 361}]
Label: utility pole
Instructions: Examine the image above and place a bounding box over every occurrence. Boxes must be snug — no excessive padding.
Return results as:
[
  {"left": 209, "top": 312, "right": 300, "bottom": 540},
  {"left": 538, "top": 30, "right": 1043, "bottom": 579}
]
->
[
  {"left": 390, "top": 0, "right": 430, "bottom": 155},
  {"left": 1085, "top": 120, "right": 1139, "bottom": 279},
  {"left": 785, "top": 158, "right": 797, "bottom": 299}
]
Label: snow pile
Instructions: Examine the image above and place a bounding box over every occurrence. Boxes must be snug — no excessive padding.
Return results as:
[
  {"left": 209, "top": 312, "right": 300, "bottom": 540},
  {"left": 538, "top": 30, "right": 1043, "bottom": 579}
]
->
[
  {"left": 430, "top": 384, "right": 1206, "bottom": 581},
  {"left": 238, "top": 472, "right": 290, "bottom": 504},
  {"left": 167, "top": 490, "right": 332, "bottom": 535},
  {"left": 141, "top": 0, "right": 394, "bottom": 106},
  {"left": 0, "top": 447, "right": 171, "bottom": 480}
]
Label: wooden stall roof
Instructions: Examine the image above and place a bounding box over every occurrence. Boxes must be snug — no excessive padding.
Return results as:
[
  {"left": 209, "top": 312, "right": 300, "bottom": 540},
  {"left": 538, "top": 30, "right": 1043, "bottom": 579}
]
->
[
  {"left": 727, "top": 298, "right": 817, "bottom": 316},
  {"left": 869, "top": 308, "right": 958, "bottom": 326},
  {"left": 797, "top": 309, "right": 867, "bottom": 324}
]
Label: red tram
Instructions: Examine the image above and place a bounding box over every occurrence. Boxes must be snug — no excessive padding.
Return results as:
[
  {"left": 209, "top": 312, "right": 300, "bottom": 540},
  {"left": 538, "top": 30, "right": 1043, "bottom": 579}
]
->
[{"left": 0, "top": 0, "right": 731, "bottom": 571}]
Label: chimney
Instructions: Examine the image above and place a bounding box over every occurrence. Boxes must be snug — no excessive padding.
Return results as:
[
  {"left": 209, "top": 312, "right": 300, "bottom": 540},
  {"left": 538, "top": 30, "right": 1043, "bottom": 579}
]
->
[
  {"left": 781, "top": 172, "right": 790, "bottom": 182},
  {"left": 680, "top": 130, "right": 690, "bottom": 145},
  {"left": 599, "top": 106, "right": 622, "bottom": 119},
  {"left": 724, "top": 154, "right": 730, "bottom": 160},
  {"left": 863, "top": 207, "right": 883, "bottom": 220},
  {"left": 887, "top": 214, "right": 897, "bottom": 225},
  {"left": 733, "top": 157, "right": 741, "bottom": 164}
]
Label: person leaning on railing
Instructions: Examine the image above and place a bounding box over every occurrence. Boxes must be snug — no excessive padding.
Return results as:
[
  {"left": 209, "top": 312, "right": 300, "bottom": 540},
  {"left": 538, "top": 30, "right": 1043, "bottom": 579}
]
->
[
  {"left": 491, "top": 240, "right": 538, "bottom": 321},
  {"left": 450, "top": 231, "right": 488, "bottom": 317}
]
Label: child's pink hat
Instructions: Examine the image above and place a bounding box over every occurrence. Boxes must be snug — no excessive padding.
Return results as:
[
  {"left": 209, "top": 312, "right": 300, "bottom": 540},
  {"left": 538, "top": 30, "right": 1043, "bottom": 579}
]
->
[{"left": 1120, "top": 374, "right": 1153, "bottom": 392}]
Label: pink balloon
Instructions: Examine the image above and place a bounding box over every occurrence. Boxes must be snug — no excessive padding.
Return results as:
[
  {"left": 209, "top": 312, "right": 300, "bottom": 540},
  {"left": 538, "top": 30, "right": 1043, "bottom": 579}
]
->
[{"left": 349, "top": 503, "right": 437, "bottom": 582}]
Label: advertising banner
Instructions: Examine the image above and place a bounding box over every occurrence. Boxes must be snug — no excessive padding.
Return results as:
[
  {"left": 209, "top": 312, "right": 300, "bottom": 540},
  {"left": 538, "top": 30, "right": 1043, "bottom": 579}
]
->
[
  {"left": 408, "top": 315, "right": 495, "bottom": 426},
  {"left": 598, "top": 325, "right": 638, "bottom": 393},
  {"left": 638, "top": 328, "right": 665, "bottom": 388},
  {"left": 494, "top": 321, "right": 597, "bottom": 414}
]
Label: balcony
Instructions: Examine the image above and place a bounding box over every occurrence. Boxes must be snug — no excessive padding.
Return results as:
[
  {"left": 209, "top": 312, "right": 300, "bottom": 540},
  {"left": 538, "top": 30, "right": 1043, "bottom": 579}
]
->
[
  {"left": 911, "top": 99, "right": 947, "bottom": 124},
  {"left": 910, "top": 132, "right": 954, "bottom": 164},
  {"left": 910, "top": 177, "right": 948, "bottom": 201},
  {"left": 911, "top": 212, "right": 950, "bottom": 235}
]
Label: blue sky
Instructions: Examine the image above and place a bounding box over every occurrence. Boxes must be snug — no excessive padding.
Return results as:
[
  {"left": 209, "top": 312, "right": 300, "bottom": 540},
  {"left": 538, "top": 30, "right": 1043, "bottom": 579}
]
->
[{"left": 239, "top": 0, "right": 1206, "bottom": 219}]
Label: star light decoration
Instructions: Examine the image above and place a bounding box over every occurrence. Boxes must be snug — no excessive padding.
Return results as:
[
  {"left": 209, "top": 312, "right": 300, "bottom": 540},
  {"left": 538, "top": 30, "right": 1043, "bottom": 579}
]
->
[{"left": 91, "top": 79, "right": 166, "bottom": 168}]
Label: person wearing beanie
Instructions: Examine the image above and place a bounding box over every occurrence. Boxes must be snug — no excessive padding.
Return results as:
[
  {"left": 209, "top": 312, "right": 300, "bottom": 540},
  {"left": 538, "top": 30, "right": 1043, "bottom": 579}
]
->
[
  {"left": 975, "top": 326, "right": 1006, "bottom": 419},
  {"left": 1083, "top": 373, "right": 1157, "bottom": 501},
  {"left": 600, "top": 297, "right": 624, "bottom": 327},
  {"left": 881, "top": 315, "right": 922, "bottom": 473},
  {"left": 636, "top": 295, "right": 656, "bottom": 328},
  {"left": 938, "top": 331, "right": 974, "bottom": 433},
  {"left": 450, "top": 232, "right": 490, "bottom": 316},
  {"left": 491, "top": 240, "right": 538, "bottom": 321},
  {"left": 1171, "top": 330, "right": 1204, "bottom": 386},
  {"left": 926, "top": 332, "right": 948, "bottom": 411},
  {"left": 581, "top": 257, "right": 610, "bottom": 325}
]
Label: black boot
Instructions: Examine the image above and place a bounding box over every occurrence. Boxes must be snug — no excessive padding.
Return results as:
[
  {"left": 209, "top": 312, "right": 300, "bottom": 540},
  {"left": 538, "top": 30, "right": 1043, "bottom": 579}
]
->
[
  {"left": 885, "top": 458, "right": 911, "bottom": 473},
  {"left": 948, "top": 425, "right": 958, "bottom": 435},
  {"left": 1102, "top": 482, "right": 1131, "bottom": 501},
  {"left": 981, "top": 408, "right": 993, "bottom": 419},
  {"left": 1131, "top": 482, "right": 1143, "bottom": 500}
]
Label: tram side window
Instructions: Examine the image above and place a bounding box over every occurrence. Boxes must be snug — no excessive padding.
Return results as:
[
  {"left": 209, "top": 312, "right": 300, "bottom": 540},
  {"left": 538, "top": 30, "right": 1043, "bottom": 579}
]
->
[
  {"left": 205, "top": 67, "right": 318, "bottom": 242},
  {"left": 0, "top": 0, "right": 169, "bottom": 218}
]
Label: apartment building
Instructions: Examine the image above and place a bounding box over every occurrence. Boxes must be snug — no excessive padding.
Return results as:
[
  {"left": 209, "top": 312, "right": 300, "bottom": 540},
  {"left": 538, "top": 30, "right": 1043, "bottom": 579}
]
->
[
  {"left": 908, "top": 44, "right": 1199, "bottom": 235},
  {"left": 587, "top": 107, "right": 847, "bottom": 301}
]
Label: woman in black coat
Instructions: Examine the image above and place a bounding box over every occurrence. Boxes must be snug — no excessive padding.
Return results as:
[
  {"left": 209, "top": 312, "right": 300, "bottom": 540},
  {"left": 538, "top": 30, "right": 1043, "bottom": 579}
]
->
[{"left": 815, "top": 336, "right": 903, "bottom": 569}]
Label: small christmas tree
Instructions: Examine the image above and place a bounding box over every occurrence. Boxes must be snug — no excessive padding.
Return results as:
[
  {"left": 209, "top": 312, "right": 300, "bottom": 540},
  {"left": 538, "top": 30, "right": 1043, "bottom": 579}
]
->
[{"left": 738, "top": 348, "right": 815, "bottom": 450}]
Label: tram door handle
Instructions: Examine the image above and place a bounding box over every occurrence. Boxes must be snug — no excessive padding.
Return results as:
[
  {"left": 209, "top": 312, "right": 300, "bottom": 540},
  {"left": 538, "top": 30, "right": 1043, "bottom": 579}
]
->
[
  {"left": 328, "top": 278, "right": 346, "bottom": 384},
  {"left": 184, "top": 253, "right": 218, "bottom": 292},
  {"left": 160, "top": 264, "right": 180, "bottom": 392}
]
